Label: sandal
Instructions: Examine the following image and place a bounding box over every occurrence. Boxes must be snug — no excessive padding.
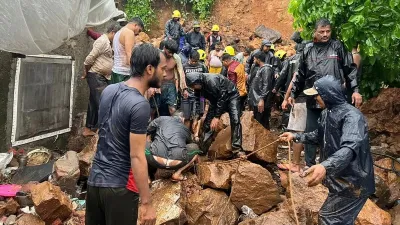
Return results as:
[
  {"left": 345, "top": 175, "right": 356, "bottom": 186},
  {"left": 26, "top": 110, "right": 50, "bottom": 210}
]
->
[{"left": 277, "top": 163, "right": 302, "bottom": 173}]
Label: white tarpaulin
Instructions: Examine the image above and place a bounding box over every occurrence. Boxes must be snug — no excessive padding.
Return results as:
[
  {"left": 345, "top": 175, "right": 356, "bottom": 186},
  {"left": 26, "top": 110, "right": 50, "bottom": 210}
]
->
[{"left": 0, "top": 0, "right": 122, "bottom": 55}]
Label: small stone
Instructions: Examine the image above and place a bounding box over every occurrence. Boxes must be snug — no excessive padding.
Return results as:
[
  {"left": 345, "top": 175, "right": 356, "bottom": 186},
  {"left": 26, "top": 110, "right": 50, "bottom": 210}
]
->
[
  {"left": 0, "top": 199, "right": 19, "bottom": 217},
  {"left": 15, "top": 214, "right": 45, "bottom": 225},
  {"left": 53, "top": 151, "right": 80, "bottom": 195},
  {"left": 5, "top": 215, "right": 16, "bottom": 225}
]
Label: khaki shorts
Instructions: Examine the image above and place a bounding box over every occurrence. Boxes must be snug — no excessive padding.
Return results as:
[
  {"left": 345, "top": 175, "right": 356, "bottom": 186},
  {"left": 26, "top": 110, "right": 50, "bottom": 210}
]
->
[{"left": 287, "top": 102, "right": 307, "bottom": 132}]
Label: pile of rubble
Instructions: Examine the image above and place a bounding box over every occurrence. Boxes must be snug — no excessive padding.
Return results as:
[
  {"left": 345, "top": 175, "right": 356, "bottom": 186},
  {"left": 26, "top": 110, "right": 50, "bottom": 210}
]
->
[{"left": 1, "top": 90, "right": 399, "bottom": 225}]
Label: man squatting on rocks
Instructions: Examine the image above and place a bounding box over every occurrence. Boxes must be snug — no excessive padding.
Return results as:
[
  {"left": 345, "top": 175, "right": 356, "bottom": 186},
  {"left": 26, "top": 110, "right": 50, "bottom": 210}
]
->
[
  {"left": 146, "top": 115, "right": 202, "bottom": 182},
  {"left": 185, "top": 72, "right": 246, "bottom": 158},
  {"left": 280, "top": 75, "right": 375, "bottom": 225},
  {"left": 86, "top": 44, "right": 166, "bottom": 225}
]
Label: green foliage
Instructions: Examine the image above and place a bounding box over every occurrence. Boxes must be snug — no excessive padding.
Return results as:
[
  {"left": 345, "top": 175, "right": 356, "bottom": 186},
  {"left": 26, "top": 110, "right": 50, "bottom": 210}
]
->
[
  {"left": 288, "top": 0, "right": 400, "bottom": 98},
  {"left": 125, "top": 0, "right": 215, "bottom": 30},
  {"left": 125, "top": 0, "right": 156, "bottom": 31}
]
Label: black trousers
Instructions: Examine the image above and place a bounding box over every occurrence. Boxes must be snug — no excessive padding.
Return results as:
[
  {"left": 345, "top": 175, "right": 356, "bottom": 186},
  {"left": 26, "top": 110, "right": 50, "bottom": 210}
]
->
[
  {"left": 253, "top": 107, "right": 271, "bottom": 129},
  {"left": 305, "top": 108, "right": 323, "bottom": 167},
  {"left": 85, "top": 185, "right": 139, "bottom": 225},
  {"left": 203, "top": 95, "right": 243, "bottom": 153},
  {"left": 86, "top": 72, "right": 108, "bottom": 130},
  {"left": 319, "top": 193, "right": 368, "bottom": 225}
]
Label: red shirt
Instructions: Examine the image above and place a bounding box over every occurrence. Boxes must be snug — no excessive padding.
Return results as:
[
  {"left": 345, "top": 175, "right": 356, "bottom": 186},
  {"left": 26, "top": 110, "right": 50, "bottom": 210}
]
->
[
  {"left": 227, "top": 61, "right": 240, "bottom": 84},
  {"left": 126, "top": 170, "right": 139, "bottom": 193}
]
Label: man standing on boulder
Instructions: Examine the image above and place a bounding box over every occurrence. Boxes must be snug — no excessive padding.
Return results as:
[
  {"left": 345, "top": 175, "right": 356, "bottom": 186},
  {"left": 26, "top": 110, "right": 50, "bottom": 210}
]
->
[
  {"left": 186, "top": 72, "right": 245, "bottom": 158},
  {"left": 111, "top": 17, "right": 144, "bottom": 84},
  {"left": 280, "top": 75, "right": 374, "bottom": 225},
  {"left": 186, "top": 21, "right": 206, "bottom": 50},
  {"left": 164, "top": 10, "right": 185, "bottom": 46},
  {"left": 86, "top": 44, "right": 167, "bottom": 225},
  {"left": 288, "top": 18, "right": 362, "bottom": 168}
]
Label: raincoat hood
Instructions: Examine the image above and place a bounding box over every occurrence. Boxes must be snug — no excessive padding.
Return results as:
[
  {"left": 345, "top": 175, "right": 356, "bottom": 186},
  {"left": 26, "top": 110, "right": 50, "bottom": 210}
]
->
[
  {"left": 186, "top": 72, "right": 203, "bottom": 87},
  {"left": 314, "top": 75, "right": 346, "bottom": 109}
]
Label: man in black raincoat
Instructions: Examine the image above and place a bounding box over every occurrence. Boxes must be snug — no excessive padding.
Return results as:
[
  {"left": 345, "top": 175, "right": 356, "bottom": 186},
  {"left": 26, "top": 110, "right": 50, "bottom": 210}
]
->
[
  {"left": 248, "top": 51, "right": 274, "bottom": 129},
  {"left": 245, "top": 40, "right": 280, "bottom": 83},
  {"left": 288, "top": 18, "right": 362, "bottom": 168},
  {"left": 281, "top": 75, "right": 375, "bottom": 225},
  {"left": 185, "top": 72, "right": 245, "bottom": 157},
  {"left": 185, "top": 21, "right": 206, "bottom": 50}
]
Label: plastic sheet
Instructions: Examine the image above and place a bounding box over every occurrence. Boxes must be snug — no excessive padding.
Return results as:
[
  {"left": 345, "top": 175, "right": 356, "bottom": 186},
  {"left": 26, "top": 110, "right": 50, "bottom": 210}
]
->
[{"left": 0, "top": 0, "right": 121, "bottom": 55}]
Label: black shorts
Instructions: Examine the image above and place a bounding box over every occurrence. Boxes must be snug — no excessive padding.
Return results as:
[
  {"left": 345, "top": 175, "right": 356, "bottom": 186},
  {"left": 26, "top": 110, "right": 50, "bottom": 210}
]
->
[{"left": 85, "top": 185, "right": 139, "bottom": 225}]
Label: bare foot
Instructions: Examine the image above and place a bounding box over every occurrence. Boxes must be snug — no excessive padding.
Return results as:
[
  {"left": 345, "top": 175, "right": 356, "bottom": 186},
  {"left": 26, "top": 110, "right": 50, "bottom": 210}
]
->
[
  {"left": 171, "top": 173, "right": 187, "bottom": 182},
  {"left": 82, "top": 128, "right": 96, "bottom": 137},
  {"left": 277, "top": 163, "right": 301, "bottom": 173}
]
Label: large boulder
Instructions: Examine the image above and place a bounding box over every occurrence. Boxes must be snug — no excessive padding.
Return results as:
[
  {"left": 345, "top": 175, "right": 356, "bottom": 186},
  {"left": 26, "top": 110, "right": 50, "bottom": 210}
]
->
[
  {"left": 208, "top": 127, "right": 233, "bottom": 160},
  {"left": 16, "top": 214, "right": 45, "bottom": 225},
  {"left": 231, "top": 161, "right": 282, "bottom": 215},
  {"left": 282, "top": 173, "right": 328, "bottom": 224},
  {"left": 374, "top": 158, "right": 400, "bottom": 206},
  {"left": 355, "top": 199, "right": 392, "bottom": 225},
  {"left": 239, "top": 207, "right": 296, "bottom": 225},
  {"left": 390, "top": 204, "right": 400, "bottom": 225},
  {"left": 53, "top": 151, "right": 80, "bottom": 195},
  {"left": 186, "top": 188, "right": 239, "bottom": 225},
  {"left": 77, "top": 135, "right": 98, "bottom": 177},
  {"left": 254, "top": 25, "right": 282, "bottom": 43},
  {"left": 0, "top": 198, "right": 19, "bottom": 217},
  {"left": 150, "top": 180, "right": 186, "bottom": 225},
  {"left": 197, "top": 161, "right": 237, "bottom": 190},
  {"left": 30, "top": 181, "right": 73, "bottom": 224},
  {"left": 241, "top": 111, "right": 278, "bottom": 163}
]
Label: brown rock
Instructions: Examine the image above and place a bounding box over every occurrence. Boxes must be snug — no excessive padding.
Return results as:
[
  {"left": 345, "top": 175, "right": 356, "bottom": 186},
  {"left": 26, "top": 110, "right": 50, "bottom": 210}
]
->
[
  {"left": 136, "top": 32, "right": 150, "bottom": 43},
  {"left": 186, "top": 188, "right": 238, "bottom": 225},
  {"left": 31, "top": 181, "right": 73, "bottom": 224},
  {"left": 0, "top": 198, "right": 19, "bottom": 217},
  {"left": 208, "top": 127, "right": 233, "bottom": 160},
  {"left": 231, "top": 161, "right": 282, "bottom": 215},
  {"left": 150, "top": 180, "right": 186, "bottom": 225},
  {"left": 77, "top": 135, "right": 98, "bottom": 177},
  {"left": 374, "top": 175, "right": 391, "bottom": 208},
  {"left": 53, "top": 151, "right": 80, "bottom": 195},
  {"left": 16, "top": 214, "right": 45, "bottom": 225},
  {"left": 241, "top": 111, "right": 278, "bottom": 163},
  {"left": 390, "top": 205, "right": 400, "bottom": 225},
  {"left": 283, "top": 173, "right": 328, "bottom": 224},
  {"left": 374, "top": 158, "right": 400, "bottom": 205},
  {"left": 239, "top": 207, "right": 296, "bottom": 225},
  {"left": 355, "top": 199, "right": 391, "bottom": 225},
  {"left": 197, "top": 162, "right": 237, "bottom": 190},
  {"left": 216, "top": 113, "right": 231, "bottom": 132}
]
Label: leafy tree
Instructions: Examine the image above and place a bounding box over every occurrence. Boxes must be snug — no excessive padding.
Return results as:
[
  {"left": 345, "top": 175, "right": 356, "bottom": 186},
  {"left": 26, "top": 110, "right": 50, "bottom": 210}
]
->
[
  {"left": 288, "top": 0, "right": 400, "bottom": 98},
  {"left": 125, "top": 0, "right": 156, "bottom": 31}
]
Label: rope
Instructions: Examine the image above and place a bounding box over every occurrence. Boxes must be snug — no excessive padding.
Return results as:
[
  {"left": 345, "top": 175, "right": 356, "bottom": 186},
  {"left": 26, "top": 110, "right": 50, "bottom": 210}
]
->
[
  {"left": 287, "top": 141, "right": 300, "bottom": 225},
  {"left": 371, "top": 151, "right": 400, "bottom": 176}
]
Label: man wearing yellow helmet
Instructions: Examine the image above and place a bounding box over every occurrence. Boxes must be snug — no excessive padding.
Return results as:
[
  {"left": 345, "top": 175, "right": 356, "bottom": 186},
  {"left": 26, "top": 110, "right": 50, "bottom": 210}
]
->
[
  {"left": 186, "top": 21, "right": 206, "bottom": 50},
  {"left": 206, "top": 25, "right": 222, "bottom": 52},
  {"left": 165, "top": 10, "right": 186, "bottom": 46}
]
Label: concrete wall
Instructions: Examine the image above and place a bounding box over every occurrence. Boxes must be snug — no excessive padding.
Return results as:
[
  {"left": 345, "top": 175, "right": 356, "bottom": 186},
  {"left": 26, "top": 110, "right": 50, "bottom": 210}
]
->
[{"left": 0, "top": 21, "right": 113, "bottom": 153}]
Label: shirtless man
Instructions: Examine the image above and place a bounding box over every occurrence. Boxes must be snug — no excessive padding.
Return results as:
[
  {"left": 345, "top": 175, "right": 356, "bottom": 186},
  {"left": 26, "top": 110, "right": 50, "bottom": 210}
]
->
[
  {"left": 150, "top": 40, "right": 188, "bottom": 116},
  {"left": 111, "top": 17, "right": 144, "bottom": 84}
]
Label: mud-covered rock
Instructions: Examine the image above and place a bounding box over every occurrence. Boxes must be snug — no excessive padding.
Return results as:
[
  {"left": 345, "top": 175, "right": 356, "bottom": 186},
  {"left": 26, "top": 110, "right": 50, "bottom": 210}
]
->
[
  {"left": 77, "top": 135, "right": 98, "bottom": 177},
  {"left": 31, "top": 181, "right": 73, "bottom": 224},
  {"left": 390, "top": 204, "right": 400, "bottom": 225},
  {"left": 241, "top": 111, "right": 278, "bottom": 163},
  {"left": 231, "top": 161, "right": 282, "bottom": 215},
  {"left": 0, "top": 198, "right": 19, "bottom": 217},
  {"left": 197, "top": 162, "right": 236, "bottom": 190},
  {"left": 355, "top": 199, "right": 392, "bottom": 225},
  {"left": 186, "top": 188, "right": 238, "bottom": 225},
  {"left": 53, "top": 151, "right": 80, "bottom": 195},
  {"left": 239, "top": 207, "right": 296, "bottom": 225},
  {"left": 208, "top": 127, "right": 233, "bottom": 160},
  {"left": 254, "top": 25, "right": 282, "bottom": 43},
  {"left": 16, "top": 214, "right": 45, "bottom": 225},
  {"left": 150, "top": 180, "right": 186, "bottom": 225}
]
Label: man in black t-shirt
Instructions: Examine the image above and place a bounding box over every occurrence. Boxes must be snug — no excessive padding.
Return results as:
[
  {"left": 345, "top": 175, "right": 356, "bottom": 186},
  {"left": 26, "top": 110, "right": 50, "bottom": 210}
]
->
[{"left": 86, "top": 44, "right": 167, "bottom": 225}]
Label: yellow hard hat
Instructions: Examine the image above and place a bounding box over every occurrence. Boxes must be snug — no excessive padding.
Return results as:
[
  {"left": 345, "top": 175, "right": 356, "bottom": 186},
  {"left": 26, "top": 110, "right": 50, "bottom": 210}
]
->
[
  {"left": 270, "top": 44, "right": 275, "bottom": 50},
  {"left": 172, "top": 10, "right": 181, "bottom": 18},
  {"left": 274, "top": 50, "right": 287, "bottom": 59},
  {"left": 224, "top": 46, "right": 235, "bottom": 56},
  {"left": 211, "top": 25, "right": 220, "bottom": 32},
  {"left": 197, "top": 49, "right": 206, "bottom": 61}
]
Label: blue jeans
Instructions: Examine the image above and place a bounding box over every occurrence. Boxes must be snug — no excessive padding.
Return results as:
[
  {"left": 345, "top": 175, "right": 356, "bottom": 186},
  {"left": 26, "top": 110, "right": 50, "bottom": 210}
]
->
[{"left": 305, "top": 108, "right": 323, "bottom": 167}]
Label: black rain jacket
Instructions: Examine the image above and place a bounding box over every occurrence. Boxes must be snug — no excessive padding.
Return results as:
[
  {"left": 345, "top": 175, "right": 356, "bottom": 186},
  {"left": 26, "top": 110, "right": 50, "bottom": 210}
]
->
[
  {"left": 164, "top": 19, "right": 185, "bottom": 40},
  {"left": 245, "top": 49, "right": 280, "bottom": 75},
  {"left": 248, "top": 64, "right": 274, "bottom": 108},
  {"left": 296, "top": 75, "right": 375, "bottom": 198},
  {"left": 291, "top": 39, "right": 359, "bottom": 108},
  {"left": 186, "top": 72, "right": 239, "bottom": 118},
  {"left": 186, "top": 31, "right": 206, "bottom": 50}
]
